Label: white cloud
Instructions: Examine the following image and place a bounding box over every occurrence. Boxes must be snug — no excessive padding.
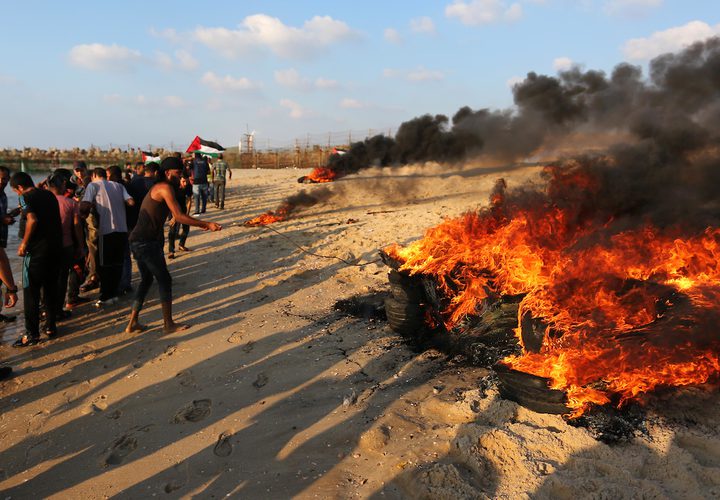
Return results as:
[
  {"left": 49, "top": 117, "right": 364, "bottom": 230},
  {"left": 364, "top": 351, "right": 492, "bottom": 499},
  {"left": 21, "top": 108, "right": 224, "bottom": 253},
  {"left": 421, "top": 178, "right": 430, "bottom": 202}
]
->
[
  {"left": 275, "top": 68, "right": 307, "bottom": 89},
  {"left": 156, "top": 50, "right": 198, "bottom": 71},
  {"left": 68, "top": 43, "right": 142, "bottom": 71},
  {"left": 408, "top": 68, "right": 445, "bottom": 81},
  {"left": 385, "top": 67, "right": 445, "bottom": 82},
  {"left": 280, "top": 98, "right": 305, "bottom": 118},
  {"left": 445, "top": 0, "right": 523, "bottom": 26},
  {"left": 275, "top": 69, "right": 339, "bottom": 91},
  {"left": 410, "top": 16, "right": 436, "bottom": 34},
  {"left": 315, "top": 77, "right": 339, "bottom": 89},
  {"left": 384, "top": 28, "right": 402, "bottom": 44},
  {"left": 622, "top": 21, "right": 720, "bottom": 60},
  {"left": 340, "top": 98, "right": 365, "bottom": 109},
  {"left": 149, "top": 27, "right": 183, "bottom": 44},
  {"left": 201, "top": 71, "right": 261, "bottom": 92},
  {"left": 506, "top": 75, "right": 524, "bottom": 87},
  {"left": 175, "top": 50, "right": 198, "bottom": 70},
  {"left": 103, "top": 93, "right": 187, "bottom": 109},
  {"left": 163, "top": 95, "right": 186, "bottom": 108},
  {"left": 194, "top": 14, "right": 357, "bottom": 59},
  {"left": 553, "top": 56, "right": 574, "bottom": 71},
  {"left": 604, "top": 0, "right": 662, "bottom": 17}
]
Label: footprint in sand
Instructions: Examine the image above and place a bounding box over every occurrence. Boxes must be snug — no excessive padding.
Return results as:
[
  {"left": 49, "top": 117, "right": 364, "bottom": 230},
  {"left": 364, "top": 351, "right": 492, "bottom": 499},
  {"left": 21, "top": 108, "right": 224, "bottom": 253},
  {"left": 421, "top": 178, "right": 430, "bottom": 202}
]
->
[
  {"left": 213, "top": 430, "right": 234, "bottom": 457},
  {"left": 175, "top": 370, "right": 197, "bottom": 388},
  {"left": 172, "top": 399, "right": 212, "bottom": 423},
  {"left": 152, "top": 344, "right": 178, "bottom": 364},
  {"left": 163, "top": 462, "right": 189, "bottom": 493},
  {"left": 26, "top": 410, "right": 50, "bottom": 435},
  {"left": 104, "top": 434, "right": 138, "bottom": 466},
  {"left": 252, "top": 373, "right": 268, "bottom": 389},
  {"left": 227, "top": 331, "right": 244, "bottom": 344}
]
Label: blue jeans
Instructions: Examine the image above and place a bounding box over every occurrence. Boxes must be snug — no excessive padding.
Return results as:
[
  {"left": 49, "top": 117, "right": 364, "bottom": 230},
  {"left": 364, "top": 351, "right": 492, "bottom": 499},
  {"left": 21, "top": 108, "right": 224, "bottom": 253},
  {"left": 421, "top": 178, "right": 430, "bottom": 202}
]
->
[
  {"left": 130, "top": 240, "right": 172, "bottom": 312},
  {"left": 193, "top": 183, "right": 208, "bottom": 214}
]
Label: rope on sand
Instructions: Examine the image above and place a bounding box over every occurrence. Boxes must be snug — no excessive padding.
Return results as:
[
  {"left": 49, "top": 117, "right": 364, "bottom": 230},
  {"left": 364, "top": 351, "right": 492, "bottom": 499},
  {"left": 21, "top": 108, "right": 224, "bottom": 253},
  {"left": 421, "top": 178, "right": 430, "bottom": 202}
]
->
[{"left": 256, "top": 224, "right": 382, "bottom": 267}]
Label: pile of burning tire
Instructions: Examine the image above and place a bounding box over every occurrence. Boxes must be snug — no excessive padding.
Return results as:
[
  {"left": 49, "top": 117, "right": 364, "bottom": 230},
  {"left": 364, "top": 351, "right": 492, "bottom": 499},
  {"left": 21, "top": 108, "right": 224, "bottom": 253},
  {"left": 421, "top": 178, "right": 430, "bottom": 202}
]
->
[{"left": 383, "top": 265, "right": 570, "bottom": 414}]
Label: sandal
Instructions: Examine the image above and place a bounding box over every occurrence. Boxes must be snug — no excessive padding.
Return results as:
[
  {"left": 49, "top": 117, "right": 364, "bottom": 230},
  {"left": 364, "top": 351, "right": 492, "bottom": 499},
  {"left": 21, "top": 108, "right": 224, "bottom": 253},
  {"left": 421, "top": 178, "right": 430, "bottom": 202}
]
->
[
  {"left": 13, "top": 335, "right": 39, "bottom": 348},
  {"left": 79, "top": 279, "right": 99, "bottom": 293},
  {"left": 168, "top": 253, "right": 176, "bottom": 259},
  {"left": 178, "top": 246, "right": 191, "bottom": 252}
]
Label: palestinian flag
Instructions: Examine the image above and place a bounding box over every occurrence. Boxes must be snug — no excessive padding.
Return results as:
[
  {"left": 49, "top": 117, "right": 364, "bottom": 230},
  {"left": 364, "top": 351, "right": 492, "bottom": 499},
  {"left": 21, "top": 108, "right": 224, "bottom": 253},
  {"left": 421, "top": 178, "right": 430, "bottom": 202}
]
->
[
  {"left": 142, "top": 151, "right": 161, "bottom": 164},
  {"left": 186, "top": 136, "right": 225, "bottom": 157}
]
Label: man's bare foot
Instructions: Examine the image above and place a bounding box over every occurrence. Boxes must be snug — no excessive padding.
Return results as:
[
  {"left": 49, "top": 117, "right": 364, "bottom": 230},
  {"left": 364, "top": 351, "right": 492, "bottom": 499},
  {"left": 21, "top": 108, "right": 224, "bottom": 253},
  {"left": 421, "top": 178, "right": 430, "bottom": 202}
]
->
[
  {"left": 164, "top": 322, "right": 190, "bottom": 334},
  {"left": 125, "top": 323, "right": 147, "bottom": 334},
  {"left": 178, "top": 245, "right": 191, "bottom": 252}
]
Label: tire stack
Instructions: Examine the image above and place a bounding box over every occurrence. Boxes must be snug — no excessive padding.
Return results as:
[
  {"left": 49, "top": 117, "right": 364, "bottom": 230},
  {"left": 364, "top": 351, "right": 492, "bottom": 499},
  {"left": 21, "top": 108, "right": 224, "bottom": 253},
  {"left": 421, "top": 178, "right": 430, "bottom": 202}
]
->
[{"left": 384, "top": 270, "right": 428, "bottom": 340}]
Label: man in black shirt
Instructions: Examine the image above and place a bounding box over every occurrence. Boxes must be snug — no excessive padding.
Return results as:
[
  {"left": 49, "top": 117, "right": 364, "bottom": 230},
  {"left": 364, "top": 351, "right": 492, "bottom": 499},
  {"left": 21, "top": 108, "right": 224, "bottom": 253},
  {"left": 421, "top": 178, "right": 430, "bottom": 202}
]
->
[
  {"left": 191, "top": 153, "right": 210, "bottom": 215},
  {"left": 11, "top": 172, "right": 62, "bottom": 347}
]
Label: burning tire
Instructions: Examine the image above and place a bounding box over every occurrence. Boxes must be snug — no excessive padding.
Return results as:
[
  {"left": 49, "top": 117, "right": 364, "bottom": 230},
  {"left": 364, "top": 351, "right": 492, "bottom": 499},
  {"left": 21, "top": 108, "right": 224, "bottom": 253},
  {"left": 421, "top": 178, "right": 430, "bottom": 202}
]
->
[
  {"left": 494, "top": 364, "right": 569, "bottom": 414},
  {"left": 388, "top": 270, "right": 427, "bottom": 303},
  {"left": 384, "top": 297, "right": 426, "bottom": 337}
]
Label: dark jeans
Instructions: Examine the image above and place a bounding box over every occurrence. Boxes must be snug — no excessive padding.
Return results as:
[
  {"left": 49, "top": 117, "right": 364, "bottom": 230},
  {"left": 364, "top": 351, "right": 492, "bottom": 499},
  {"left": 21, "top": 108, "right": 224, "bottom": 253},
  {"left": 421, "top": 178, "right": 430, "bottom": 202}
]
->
[
  {"left": 213, "top": 180, "right": 226, "bottom": 209},
  {"left": 23, "top": 252, "right": 59, "bottom": 337},
  {"left": 119, "top": 239, "right": 132, "bottom": 292},
  {"left": 99, "top": 232, "right": 127, "bottom": 301},
  {"left": 130, "top": 240, "right": 172, "bottom": 312},
  {"left": 193, "top": 183, "right": 208, "bottom": 214},
  {"left": 168, "top": 222, "right": 189, "bottom": 253}
]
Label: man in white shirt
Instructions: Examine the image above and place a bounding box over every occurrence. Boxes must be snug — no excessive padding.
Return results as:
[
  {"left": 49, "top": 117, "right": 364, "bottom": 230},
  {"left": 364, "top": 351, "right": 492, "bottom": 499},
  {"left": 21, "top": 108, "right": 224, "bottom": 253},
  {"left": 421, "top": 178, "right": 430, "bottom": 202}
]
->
[{"left": 80, "top": 167, "right": 135, "bottom": 307}]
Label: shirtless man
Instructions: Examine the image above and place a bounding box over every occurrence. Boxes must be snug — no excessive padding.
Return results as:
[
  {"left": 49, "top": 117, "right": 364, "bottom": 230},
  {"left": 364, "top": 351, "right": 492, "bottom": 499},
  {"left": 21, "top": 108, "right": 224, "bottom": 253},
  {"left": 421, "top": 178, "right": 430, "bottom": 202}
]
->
[{"left": 125, "top": 156, "right": 221, "bottom": 334}]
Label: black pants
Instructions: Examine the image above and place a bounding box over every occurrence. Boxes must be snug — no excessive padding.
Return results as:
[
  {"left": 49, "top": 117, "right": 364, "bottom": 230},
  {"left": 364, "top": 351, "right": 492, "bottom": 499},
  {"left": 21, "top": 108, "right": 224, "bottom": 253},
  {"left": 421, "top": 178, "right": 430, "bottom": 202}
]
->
[
  {"left": 131, "top": 240, "right": 172, "bottom": 312},
  {"left": 168, "top": 222, "right": 189, "bottom": 253},
  {"left": 99, "top": 232, "right": 128, "bottom": 301},
  {"left": 23, "top": 252, "right": 60, "bottom": 337}
]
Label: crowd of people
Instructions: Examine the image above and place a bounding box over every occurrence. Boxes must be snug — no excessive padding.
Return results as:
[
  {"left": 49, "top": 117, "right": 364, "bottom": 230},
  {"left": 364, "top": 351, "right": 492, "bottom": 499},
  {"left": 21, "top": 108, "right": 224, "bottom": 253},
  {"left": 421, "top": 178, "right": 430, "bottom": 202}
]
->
[{"left": 0, "top": 153, "right": 228, "bottom": 379}]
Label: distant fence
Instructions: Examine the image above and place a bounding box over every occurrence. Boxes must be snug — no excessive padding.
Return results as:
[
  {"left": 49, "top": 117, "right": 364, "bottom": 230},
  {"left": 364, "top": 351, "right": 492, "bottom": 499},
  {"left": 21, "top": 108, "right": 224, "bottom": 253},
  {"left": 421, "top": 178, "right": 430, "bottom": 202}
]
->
[{"left": 0, "top": 127, "right": 394, "bottom": 171}]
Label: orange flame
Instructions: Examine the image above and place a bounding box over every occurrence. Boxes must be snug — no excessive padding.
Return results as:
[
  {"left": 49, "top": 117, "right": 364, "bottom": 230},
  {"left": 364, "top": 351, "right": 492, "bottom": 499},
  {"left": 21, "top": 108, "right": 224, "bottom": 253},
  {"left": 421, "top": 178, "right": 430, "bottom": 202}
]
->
[
  {"left": 244, "top": 204, "right": 291, "bottom": 226},
  {"left": 385, "top": 170, "right": 720, "bottom": 415},
  {"left": 305, "top": 167, "right": 338, "bottom": 183}
]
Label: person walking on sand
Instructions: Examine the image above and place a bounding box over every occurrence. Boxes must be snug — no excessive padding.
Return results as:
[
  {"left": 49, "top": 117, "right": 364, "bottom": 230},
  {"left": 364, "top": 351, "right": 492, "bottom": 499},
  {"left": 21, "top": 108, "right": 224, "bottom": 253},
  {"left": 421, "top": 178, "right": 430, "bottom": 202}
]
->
[
  {"left": 212, "top": 153, "right": 232, "bottom": 210},
  {"left": 125, "top": 157, "right": 221, "bottom": 334},
  {"left": 191, "top": 152, "right": 210, "bottom": 215},
  {"left": 10, "top": 172, "right": 62, "bottom": 347},
  {"left": 167, "top": 172, "right": 192, "bottom": 259}
]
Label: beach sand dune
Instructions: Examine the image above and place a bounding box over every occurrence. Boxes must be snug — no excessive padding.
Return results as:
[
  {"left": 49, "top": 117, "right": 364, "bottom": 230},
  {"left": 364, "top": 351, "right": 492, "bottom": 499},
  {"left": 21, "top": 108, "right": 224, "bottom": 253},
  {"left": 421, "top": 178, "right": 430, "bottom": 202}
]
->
[{"left": 1, "top": 164, "right": 718, "bottom": 498}]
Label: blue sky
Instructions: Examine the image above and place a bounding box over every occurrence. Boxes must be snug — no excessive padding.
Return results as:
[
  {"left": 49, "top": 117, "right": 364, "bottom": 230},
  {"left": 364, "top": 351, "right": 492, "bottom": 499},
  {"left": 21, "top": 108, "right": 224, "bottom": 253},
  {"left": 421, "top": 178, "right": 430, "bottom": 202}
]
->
[{"left": 0, "top": 0, "right": 717, "bottom": 150}]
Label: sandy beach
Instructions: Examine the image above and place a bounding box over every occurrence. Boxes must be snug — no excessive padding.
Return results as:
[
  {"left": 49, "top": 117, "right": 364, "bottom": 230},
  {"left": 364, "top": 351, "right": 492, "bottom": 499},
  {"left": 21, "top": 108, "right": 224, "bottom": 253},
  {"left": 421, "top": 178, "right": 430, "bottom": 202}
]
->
[{"left": 1, "top": 164, "right": 719, "bottom": 499}]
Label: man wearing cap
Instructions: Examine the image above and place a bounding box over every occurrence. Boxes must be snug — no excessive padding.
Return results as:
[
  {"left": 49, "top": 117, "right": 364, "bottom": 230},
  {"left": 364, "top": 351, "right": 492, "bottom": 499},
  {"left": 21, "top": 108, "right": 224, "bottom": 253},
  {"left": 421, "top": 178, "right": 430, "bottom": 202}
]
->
[{"left": 125, "top": 156, "right": 221, "bottom": 334}]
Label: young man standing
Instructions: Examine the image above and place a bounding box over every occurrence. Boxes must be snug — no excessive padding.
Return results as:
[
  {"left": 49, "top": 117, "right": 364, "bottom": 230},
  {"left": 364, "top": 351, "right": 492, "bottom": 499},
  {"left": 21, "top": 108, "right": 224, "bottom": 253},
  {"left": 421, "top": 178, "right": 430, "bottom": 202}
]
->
[
  {"left": 212, "top": 153, "right": 232, "bottom": 210},
  {"left": 11, "top": 172, "right": 62, "bottom": 347},
  {"left": 126, "top": 156, "right": 221, "bottom": 334},
  {"left": 80, "top": 168, "right": 134, "bottom": 307},
  {"left": 191, "top": 152, "right": 210, "bottom": 215}
]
